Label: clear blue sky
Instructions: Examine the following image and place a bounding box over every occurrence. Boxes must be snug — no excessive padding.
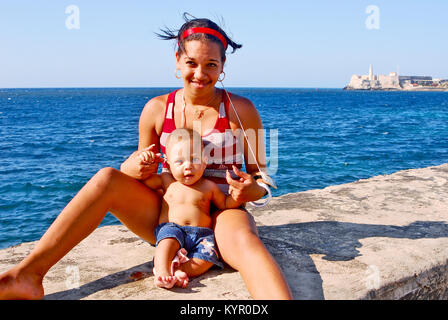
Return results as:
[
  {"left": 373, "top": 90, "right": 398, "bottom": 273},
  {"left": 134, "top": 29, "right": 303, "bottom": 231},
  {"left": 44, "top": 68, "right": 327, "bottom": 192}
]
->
[{"left": 1, "top": 0, "right": 447, "bottom": 88}]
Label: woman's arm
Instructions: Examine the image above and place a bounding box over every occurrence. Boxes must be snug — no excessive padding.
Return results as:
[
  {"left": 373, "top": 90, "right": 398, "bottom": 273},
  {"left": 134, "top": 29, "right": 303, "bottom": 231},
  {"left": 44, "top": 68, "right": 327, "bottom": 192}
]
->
[
  {"left": 210, "top": 180, "right": 243, "bottom": 210},
  {"left": 226, "top": 94, "right": 270, "bottom": 203},
  {"left": 141, "top": 174, "right": 163, "bottom": 190},
  {"left": 120, "top": 96, "right": 166, "bottom": 180},
  {"left": 230, "top": 95, "right": 267, "bottom": 174}
]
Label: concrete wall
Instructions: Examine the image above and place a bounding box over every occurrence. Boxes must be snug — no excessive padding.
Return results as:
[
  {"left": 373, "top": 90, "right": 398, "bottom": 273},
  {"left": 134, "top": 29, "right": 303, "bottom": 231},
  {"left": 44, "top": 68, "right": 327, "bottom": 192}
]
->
[{"left": 1, "top": 164, "right": 448, "bottom": 300}]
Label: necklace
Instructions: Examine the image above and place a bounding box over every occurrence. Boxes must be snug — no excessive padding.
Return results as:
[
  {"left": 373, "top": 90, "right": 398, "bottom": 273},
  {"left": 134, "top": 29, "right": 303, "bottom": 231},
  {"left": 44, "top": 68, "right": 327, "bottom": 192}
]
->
[
  {"left": 194, "top": 107, "right": 206, "bottom": 120},
  {"left": 181, "top": 89, "right": 220, "bottom": 127}
]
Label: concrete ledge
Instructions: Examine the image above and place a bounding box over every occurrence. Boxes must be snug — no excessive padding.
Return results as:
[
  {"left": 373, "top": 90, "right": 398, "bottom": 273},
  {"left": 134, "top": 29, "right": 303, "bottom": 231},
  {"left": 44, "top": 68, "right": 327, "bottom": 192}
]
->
[{"left": 1, "top": 164, "right": 448, "bottom": 299}]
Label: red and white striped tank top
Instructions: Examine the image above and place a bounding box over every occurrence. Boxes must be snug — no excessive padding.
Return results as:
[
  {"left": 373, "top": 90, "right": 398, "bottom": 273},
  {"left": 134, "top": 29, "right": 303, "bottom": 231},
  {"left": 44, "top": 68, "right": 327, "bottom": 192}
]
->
[{"left": 159, "top": 89, "right": 243, "bottom": 193}]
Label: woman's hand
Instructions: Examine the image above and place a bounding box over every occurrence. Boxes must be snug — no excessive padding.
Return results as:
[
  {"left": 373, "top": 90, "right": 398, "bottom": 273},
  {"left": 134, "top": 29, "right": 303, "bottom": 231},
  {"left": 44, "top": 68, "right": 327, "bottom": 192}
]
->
[
  {"left": 225, "top": 165, "right": 267, "bottom": 203},
  {"left": 120, "top": 144, "right": 164, "bottom": 180}
]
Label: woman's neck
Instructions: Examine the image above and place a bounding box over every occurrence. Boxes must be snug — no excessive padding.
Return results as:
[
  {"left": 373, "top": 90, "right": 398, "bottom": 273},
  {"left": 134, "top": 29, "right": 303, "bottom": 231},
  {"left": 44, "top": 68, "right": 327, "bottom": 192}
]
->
[{"left": 183, "top": 87, "right": 219, "bottom": 106}]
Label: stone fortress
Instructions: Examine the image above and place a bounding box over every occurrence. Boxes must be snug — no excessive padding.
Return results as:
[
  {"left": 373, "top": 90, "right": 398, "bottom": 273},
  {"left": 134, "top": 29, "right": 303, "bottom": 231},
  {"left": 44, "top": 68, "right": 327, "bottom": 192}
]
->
[{"left": 344, "top": 65, "right": 448, "bottom": 91}]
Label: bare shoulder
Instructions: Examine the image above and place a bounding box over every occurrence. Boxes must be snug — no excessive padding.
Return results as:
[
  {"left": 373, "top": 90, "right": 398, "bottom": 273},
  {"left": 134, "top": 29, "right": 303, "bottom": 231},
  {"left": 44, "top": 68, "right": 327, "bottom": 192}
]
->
[
  {"left": 139, "top": 94, "right": 169, "bottom": 136},
  {"left": 226, "top": 91, "right": 262, "bottom": 129},
  {"left": 228, "top": 92, "right": 257, "bottom": 114},
  {"left": 142, "top": 94, "right": 168, "bottom": 116}
]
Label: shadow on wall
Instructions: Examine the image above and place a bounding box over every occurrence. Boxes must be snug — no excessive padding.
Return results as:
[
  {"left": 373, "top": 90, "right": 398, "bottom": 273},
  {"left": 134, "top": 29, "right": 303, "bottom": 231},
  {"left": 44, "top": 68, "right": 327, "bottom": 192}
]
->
[
  {"left": 258, "top": 220, "right": 448, "bottom": 299},
  {"left": 44, "top": 220, "right": 448, "bottom": 300}
]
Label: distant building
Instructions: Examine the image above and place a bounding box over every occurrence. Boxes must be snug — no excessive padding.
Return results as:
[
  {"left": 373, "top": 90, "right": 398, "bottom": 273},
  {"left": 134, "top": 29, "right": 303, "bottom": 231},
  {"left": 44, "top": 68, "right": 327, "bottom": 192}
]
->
[{"left": 344, "top": 65, "right": 447, "bottom": 90}]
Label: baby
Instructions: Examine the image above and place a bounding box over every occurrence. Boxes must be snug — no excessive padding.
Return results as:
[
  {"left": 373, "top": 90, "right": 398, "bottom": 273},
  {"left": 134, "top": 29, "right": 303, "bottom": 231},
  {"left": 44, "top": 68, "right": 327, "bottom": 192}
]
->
[{"left": 141, "top": 128, "right": 242, "bottom": 289}]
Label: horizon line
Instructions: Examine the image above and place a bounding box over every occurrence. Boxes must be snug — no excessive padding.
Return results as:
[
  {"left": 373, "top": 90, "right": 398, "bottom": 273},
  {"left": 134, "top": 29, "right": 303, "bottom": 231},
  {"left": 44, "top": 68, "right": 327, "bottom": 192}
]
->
[{"left": 0, "top": 86, "right": 343, "bottom": 90}]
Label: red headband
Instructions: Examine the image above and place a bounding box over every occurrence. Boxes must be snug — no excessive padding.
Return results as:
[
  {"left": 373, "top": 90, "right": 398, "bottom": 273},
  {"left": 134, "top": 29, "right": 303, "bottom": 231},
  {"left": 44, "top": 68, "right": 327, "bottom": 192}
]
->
[{"left": 180, "top": 27, "right": 228, "bottom": 49}]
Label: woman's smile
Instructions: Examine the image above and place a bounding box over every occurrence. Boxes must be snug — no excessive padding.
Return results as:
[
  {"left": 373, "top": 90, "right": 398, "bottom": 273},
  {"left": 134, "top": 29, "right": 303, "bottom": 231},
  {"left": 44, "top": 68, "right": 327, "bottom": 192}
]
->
[
  {"left": 190, "top": 80, "right": 210, "bottom": 88},
  {"left": 176, "top": 40, "right": 224, "bottom": 92}
]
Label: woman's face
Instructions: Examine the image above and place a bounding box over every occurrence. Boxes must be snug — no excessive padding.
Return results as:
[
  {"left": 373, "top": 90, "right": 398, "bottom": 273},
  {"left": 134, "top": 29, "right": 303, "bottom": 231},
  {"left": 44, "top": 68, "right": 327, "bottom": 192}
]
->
[{"left": 176, "top": 40, "right": 225, "bottom": 92}]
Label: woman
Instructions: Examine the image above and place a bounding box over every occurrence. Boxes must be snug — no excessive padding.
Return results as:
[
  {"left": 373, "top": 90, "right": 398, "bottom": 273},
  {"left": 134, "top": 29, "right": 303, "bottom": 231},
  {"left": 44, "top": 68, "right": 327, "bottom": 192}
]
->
[{"left": 0, "top": 14, "right": 292, "bottom": 300}]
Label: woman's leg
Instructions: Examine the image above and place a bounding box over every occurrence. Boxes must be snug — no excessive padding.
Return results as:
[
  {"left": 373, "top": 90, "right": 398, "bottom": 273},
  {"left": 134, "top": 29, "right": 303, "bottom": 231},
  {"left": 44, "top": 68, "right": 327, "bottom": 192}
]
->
[
  {"left": 212, "top": 208, "right": 293, "bottom": 300},
  {"left": 0, "top": 167, "right": 161, "bottom": 299}
]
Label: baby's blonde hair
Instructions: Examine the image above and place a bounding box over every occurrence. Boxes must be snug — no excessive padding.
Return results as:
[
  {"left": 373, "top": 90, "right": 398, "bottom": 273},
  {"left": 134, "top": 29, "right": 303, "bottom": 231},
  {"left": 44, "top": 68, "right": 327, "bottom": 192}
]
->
[{"left": 165, "top": 128, "right": 204, "bottom": 157}]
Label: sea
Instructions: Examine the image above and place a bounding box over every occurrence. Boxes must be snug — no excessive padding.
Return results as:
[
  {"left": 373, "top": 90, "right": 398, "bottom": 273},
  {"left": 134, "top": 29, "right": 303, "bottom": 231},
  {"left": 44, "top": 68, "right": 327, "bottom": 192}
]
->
[{"left": 1, "top": 88, "right": 448, "bottom": 249}]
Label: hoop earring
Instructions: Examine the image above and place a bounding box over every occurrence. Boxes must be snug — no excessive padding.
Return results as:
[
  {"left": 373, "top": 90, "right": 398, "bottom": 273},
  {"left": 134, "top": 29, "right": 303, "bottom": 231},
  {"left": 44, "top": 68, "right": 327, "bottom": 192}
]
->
[
  {"left": 174, "top": 69, "right": 182, "bottom": 79},
  {"left": 218, "top": 71, "right": 226, "bottom": 82}
]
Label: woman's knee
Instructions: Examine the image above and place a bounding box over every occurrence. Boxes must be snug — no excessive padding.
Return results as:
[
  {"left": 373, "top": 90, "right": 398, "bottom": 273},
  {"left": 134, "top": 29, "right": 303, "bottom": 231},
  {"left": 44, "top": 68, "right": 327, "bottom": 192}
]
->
[
  {"left": 233, "top": 227, "right": 261, "bottom": 250},
  {"left": 92, "top": 167, "right": 121, "bottom": 192},
  {"left": 214, "top": 210, "right": 260, "bottom": 251},
  {"left": 218, "top": 227, "right": 261, "bottom": 258}
]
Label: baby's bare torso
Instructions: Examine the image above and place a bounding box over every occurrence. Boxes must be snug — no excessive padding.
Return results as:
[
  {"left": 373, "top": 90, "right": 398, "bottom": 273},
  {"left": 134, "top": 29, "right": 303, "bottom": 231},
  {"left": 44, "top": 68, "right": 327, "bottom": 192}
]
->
[{"left": 159, "top": 178, "right": 214, "bottom": 228}]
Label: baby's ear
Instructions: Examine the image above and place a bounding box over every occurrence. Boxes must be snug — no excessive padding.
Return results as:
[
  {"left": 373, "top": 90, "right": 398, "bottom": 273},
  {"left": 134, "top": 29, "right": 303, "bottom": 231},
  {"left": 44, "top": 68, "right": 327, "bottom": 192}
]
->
[{"left": 202, "top": 155, "right": 208, "bottom": 165}]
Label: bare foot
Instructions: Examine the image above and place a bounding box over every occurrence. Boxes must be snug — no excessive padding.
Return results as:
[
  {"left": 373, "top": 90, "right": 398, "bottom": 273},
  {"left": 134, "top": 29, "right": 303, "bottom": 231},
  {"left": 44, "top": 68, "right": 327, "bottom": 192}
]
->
[
  {"left": 0, "top": 269, "right": 44, "bottom": 300},
  {"left": 152, "top": 268, "right": 177, "bottom": 289},
  {"left": 173, "top": 269, "right": 189, "bottom": 288}
]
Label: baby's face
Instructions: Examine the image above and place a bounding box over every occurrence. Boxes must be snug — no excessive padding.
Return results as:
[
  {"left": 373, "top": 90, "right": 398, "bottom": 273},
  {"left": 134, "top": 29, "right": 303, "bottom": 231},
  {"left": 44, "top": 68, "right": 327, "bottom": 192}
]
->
[{"left": 166, "top": 139, "right": 207, "bottom": 185}]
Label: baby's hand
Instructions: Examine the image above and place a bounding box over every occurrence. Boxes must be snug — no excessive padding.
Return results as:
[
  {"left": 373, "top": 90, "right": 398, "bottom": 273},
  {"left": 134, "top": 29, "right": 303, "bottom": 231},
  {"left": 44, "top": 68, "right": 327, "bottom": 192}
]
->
[
  {"left": 138, "top": 146, "right": 163, "bottom": 165},
  {"left": 139, "top": 150, "right": 154, "bottom": 164}
]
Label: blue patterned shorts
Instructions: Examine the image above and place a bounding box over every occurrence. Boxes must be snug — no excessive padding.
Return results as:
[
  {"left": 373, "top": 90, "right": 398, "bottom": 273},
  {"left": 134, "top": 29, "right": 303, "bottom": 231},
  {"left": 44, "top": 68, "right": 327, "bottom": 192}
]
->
[{"left": 154, "top": 222, "right": 224, "bottom": 269}]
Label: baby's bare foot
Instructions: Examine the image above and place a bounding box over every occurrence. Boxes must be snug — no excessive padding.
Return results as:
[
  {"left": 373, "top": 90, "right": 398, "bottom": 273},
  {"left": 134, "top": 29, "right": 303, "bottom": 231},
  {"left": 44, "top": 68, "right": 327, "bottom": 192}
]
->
[
  {"left": 152, "top": 268, "right": 177, "bottom": 289},
  {"left": 0, "top": 269, "right": 44, "bottom": 300},
  {"left": 173, "top": 269, "right": 189, "bottom": 288},
  {"left": 154, "top": 275, "right": 177, "bottom": 289}
]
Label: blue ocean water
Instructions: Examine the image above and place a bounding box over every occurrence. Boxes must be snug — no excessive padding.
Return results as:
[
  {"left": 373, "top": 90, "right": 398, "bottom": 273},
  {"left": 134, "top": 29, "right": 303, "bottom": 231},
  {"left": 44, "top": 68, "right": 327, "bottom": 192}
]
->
[{"left": 1, "top": 88, "right": 447, "bottom": 249}]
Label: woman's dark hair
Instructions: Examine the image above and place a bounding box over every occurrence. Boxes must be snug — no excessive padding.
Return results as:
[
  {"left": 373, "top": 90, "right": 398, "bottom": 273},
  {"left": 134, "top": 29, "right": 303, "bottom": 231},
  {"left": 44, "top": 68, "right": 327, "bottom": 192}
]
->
[{"left": 156, "top": 13, "right": 242, "bottom": 61}]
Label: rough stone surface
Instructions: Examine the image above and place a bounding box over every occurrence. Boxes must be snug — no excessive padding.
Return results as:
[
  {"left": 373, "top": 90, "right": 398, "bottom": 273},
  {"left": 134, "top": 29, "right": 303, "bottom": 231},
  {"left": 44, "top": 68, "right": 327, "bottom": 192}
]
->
[{"left": 1, "top": 164, "right": 448, "bottom": 300}]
